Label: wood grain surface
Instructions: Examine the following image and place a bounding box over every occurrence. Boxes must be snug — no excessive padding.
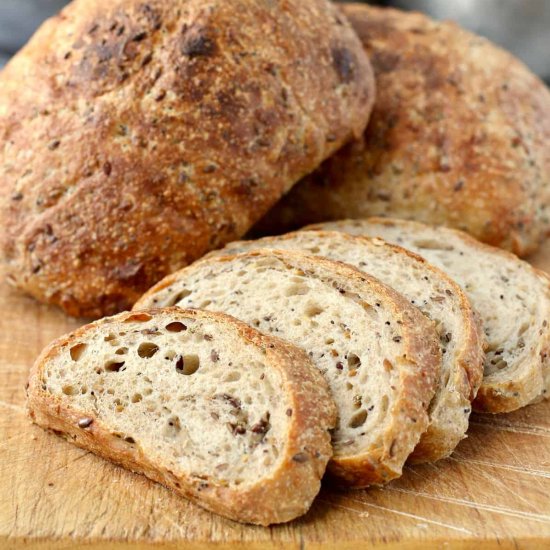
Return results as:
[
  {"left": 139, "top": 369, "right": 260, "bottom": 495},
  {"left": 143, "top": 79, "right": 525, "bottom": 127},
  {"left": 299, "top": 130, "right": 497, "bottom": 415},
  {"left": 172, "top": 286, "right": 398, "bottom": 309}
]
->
[{"left": 1, "top": 243, "right": 550, "bottom": 549}]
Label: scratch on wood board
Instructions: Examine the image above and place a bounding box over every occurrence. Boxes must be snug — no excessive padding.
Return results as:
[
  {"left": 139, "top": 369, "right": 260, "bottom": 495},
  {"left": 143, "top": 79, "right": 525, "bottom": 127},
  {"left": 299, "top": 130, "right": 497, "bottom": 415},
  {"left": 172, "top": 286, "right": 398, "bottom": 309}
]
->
[
  {"left": 469, "top": 419, "right": 550, "bottom": 438},
  {"left": 450, "top": 454, "right": 550, "bottom": 479},
  {"left": 321, "top": 497, "right": 474, "bottom": 535},
  {"left": 385, "top": 487, "right": 550, "bottom": 524}
]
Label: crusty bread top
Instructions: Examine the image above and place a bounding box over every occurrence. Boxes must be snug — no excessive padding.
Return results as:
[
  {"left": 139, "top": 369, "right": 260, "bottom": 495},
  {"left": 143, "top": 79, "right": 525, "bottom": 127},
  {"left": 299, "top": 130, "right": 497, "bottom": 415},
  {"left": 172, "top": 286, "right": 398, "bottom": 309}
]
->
[
  {"left": 0, "top": 0, "right": 375, "bottom": 318},
  {"left": 28, "top": 307, "right": 336, "bottom": 525},
  {"left": 136, "top": 249, "right": 441, "bottom": 486},
  {"left": 256, "top": 3, "right": 550, "bottom": 256},
  {"left": 208, "top": 230, "right": 485, "bottom": 462},
  {"left": 316, "top": 218, "right": 550, "bottom": 413}
]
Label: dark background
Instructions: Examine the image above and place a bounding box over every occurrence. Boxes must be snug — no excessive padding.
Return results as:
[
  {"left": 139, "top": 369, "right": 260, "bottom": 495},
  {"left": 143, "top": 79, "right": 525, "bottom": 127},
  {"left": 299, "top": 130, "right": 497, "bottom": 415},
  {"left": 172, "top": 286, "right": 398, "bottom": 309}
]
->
[{"left": 0, "top": 0, "right": 549, "bottom": 82}]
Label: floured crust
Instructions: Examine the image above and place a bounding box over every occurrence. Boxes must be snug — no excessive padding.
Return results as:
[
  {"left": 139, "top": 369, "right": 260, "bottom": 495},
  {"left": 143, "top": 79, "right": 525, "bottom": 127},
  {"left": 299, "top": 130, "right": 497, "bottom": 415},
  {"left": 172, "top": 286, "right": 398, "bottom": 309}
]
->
[
  {"left": 321, "top": 217, "right": 550, "bottom": 413},
  {"left": 257, "top": 3, "right": 550, "bottom": 256},
  {"left": 210, "top": 230, "right": 484, "bottom": 463},
  {"left": 135, "top": 249, "right": 441, "bottom": 486},
  {"left": 27, "top": 308, "right": 337, "bottom": 525},
  {"left": 0, "top": 0, "right": 375, "bottom": 318}
]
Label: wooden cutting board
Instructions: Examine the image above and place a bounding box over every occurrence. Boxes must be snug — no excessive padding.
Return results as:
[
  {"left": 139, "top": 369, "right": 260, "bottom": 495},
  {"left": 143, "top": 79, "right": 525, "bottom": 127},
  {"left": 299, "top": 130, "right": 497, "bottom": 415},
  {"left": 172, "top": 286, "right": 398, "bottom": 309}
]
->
[{"left": 1, "top": 244, "right": 550, "bottom": 550}]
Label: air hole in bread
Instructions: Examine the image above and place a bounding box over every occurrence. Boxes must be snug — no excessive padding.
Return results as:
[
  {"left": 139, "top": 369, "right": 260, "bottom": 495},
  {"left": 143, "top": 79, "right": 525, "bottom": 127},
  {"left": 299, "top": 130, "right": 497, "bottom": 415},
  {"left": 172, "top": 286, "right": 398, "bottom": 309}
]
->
[
  {"left": 199, "top": 300, "right": 212, "bottom": 308},
  {"left": 305, "top": 304, "right": 323, "bottom": 317},
  {"left": 285, "top": 284, "right": 309, "bottom": 296},
  {"left": 164, "top": 416, "right": 181, "bottom": 438},
  {"left": 105, "top": 360, "right": 126, "bottom": 372},
  {"left": 224, "top": 371, "right": 241, "bottom": 382},
  {"left": 325, "top": 337, "right": 335, "bottom": 345},
  {"left": 165, "top": 322, "right": 187, "bottom": 333},
  {"left": 166, "top": 289, "right": 192, "bottom": 306},
  {"left": 518, "top": 322, "right": 529, "bottom": 336},
  {"left": 380, "top": 395, "right": 389, "bottom": 414},
  {"left": 115, "top": 347, "right": 128, "bottom": 355},
  {"left": 62, "top": 385, "right": 77, "bottom": 396},
  {"left": 69, "top": 343, "right": 87, "bottom": 361},
  {"left": 138, "top": 343, "right": 159, "bottom": 358},
  {"left": 175, "top": 354, "right": 200, "bottom": 375},
  {"left": 349, "top": 409, "right": 368, "bottom": 429},
  {"left": 306, "top": 246, "right": 321, "bottom": 254},
  {"left": 124, "top": 313, "right": 152, "bottom": 323},
  {"left": 347, "top": 353, "right": 361, "bottom": 370},
  {"left": 413, "top": 239, "right": 454, "bottom": 251},
  {"left": 104, "top": 334, "right": 116, "bottom": 342},
  {"left": 131, "top": 393, "right": 143, "bottom": 403}
]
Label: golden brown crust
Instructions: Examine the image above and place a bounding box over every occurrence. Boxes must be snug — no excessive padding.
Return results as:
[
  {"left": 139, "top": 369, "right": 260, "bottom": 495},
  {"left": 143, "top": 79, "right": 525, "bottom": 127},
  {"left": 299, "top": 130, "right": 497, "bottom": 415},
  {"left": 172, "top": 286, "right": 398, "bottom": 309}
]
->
[
  {"left": 135, "top": 249, "right": 441, "bottom": 486},
  {"left": 27, "top": 308, "right": 337, "bottom": 525},
  {"left": 0, "top": 0, "right": 375, "bottom": 318},
  {"left": 258, "top": 3, "right": 550, "bottom": 256}
]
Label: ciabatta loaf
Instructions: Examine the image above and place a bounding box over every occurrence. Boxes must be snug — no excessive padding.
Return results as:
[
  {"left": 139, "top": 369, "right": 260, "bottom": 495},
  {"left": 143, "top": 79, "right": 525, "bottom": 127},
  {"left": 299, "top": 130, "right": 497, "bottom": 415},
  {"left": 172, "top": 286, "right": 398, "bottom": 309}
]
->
[
  {"left": 209, "top": 230, "right": 484, "bottom": 462},
  {"left": 135, "top": 250, "right": 441, "bottom": 486},
  {"left": 312, "top": 218, "right": 550, "bottom": 413},
  {"left": 27, "top": 308, "right": 336, "bottom": 525}
]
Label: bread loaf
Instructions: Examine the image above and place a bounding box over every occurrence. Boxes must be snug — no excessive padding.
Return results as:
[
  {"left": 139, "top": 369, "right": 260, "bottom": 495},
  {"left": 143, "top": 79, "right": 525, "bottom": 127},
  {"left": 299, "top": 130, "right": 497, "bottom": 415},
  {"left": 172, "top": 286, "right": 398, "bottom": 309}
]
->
[
  {"left": 258, "top": 3, "right": 550, "bottom": 256},
  {"left": 209, "top": 230, "right": 484, "bottom": 462},
  {"left": 0, "top": 0, "right": 375, "bottom": 317},
  {"left": 135, "top": 249, "right": 441, "bottom": 486},
  {"left": 27, "top": 308, "right": 336, "bottom": 525},
  {"left": 313, "top": 218, "right": 550, "bottom": 413}
]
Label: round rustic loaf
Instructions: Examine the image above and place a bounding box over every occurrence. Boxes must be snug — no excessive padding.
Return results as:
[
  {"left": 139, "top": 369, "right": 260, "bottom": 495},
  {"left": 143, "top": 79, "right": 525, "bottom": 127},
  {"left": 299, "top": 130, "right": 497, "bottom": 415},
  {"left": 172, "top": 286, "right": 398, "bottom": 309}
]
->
[
  {"left": 259, "top": 3, "right": 550, "bottom": 256},
  {"left": 0, "top": 0, "right": 375, "bottom": 317}
]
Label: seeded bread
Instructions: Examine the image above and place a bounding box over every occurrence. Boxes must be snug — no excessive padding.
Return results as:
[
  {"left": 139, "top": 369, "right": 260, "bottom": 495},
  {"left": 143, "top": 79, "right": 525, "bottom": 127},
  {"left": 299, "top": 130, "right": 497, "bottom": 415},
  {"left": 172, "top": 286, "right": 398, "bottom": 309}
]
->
[
  {"left": 258, "top": 3, "right": 550, "bottom": 256},
  {"left": 312, "top": 218, "right": 550, "bottom": 413},
  {"left": 27, "top": 308, "right": 336, "bottom": 525},
  {"left": 0, "top": 0, "right": 375, "bottom": 318},
  {"left": 208, "top": 231, "right": 484, "bottom": 463},
  {"left": 135, "top": 250, "right": 441, "bottom": 486}
]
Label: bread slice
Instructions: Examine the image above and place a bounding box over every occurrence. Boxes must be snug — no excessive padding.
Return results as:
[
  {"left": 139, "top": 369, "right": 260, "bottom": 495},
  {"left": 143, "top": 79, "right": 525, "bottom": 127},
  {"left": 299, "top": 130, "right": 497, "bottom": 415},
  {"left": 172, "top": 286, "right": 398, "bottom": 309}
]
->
[
  {"left": 27, "top": 308, "right": 337, "bottom": 526},
  {"left": 311, "top": 218, "right": 550, "bottom": 413},
  {"left": 207, "top": 231, "right": 484, "bottom": 463},
  {"left": 135, "top": 250, "right": 441, "bottom": 486}
]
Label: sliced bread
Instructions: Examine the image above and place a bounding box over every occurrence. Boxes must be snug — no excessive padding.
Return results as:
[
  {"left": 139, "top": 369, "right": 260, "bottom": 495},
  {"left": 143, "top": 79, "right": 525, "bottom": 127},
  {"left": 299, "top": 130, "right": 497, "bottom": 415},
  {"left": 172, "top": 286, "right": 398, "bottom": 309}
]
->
[
  {"left": 310, "top": 218, "right": 550, "bottom": 413},
  {"left": 27, "top": 308, "right": 336, "bottom": 525},
  {"left": 208, "top": 231, "right": 485, "bottom": 463},
  {"left": 135, "top": 250, "right": 441, "bottom": 486}
]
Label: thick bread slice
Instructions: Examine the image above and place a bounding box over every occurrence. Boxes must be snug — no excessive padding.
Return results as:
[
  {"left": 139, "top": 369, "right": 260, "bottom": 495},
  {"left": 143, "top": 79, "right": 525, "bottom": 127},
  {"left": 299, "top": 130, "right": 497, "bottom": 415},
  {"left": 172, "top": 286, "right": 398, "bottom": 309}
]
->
[
  {"left": 208, "top": 231, "right": 485, "bottom": 463},
  {"left": 27, "top": 308, "right": 337, "bottom": 526},
  {"left": 311, "top": 218, "right": 550, "bottom": 413},
  {"left": 135, "top": 250, "right": 441, "bottom": 486}
]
